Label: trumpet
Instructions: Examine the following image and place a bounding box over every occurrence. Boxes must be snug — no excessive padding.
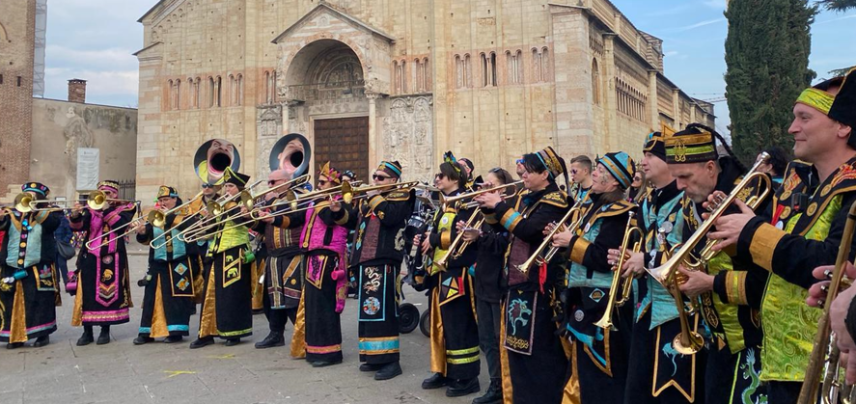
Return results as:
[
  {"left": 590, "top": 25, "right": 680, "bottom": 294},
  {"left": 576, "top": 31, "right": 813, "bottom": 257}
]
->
[
  {"left": 517, "top": 197, "right": 584, "bottom": 274},
  {"left": 644, "top": 152, "right": 772, "bottom": 287},
  {"left": 433, "top": 208, "right": 482, "bottom": 271},
  {"left": 440, "top": 181, "right": 522, "bottom": 209},
  {"left": 662, "top": 232, "right": 704, "bottom": 355},
  {"left": 595, "top": 212, "right": 643, "bottom": 330},
  {"left": 797, "top": 200, "right": 856, "bottom": 404}
]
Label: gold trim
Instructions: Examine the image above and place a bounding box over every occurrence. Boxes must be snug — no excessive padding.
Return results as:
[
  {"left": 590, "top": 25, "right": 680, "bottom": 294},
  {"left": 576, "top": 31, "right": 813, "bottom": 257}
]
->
[
  {"left": 652, "top": 319, "right": 697, "bottom": 401},
  {"left": 499, "top": 301, "right": 514, "bottom": 404},
  {"left": 430, "top": 287, "right": 447, "bottom": 375},
  {"left": 562, "top": 341, "right": 582, "bottom": 404},
  {"left": 569, "top": 237, "right": 591, "bottom": 265},
  {"left": 749, "top": 223, "right": 786, "bottom": 272},
  {"left": 72, "top": 272, "right": 84, "bottom": 327},
  {"left": 150, "top": 276, "right": 169, "bottom": 338},
  {"left": 198, "top": 263, "right": 218, "bottom": 338},
  {"left": 10, "top": 281, "right": 27, "bottom": 343},
  {"left": 440, "top": 229, "right": 452, "bottom": 250},
  {"left": 290, "top": 291, "right": 306, "bottom": 359}
]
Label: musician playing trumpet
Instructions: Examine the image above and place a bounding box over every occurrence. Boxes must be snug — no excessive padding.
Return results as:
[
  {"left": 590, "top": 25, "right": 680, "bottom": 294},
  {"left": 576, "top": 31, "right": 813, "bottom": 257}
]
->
[
  {"left": 666, "top": 125, "right": 770, "bottom": 404},
  {"left": 550, "top": 152, "right": 637, "bottom": 404},
  {"left": 709, "top": 70, "right": 856, "bottom": 403},
  {"left": 474, "top": 146, "right": 570, "bottom": 404}
]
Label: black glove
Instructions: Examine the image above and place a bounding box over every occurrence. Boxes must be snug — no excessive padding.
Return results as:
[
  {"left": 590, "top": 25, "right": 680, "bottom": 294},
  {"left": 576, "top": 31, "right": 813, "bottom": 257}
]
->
[{"left": 137, "top": 274, "right": 152, "bottom": 287}]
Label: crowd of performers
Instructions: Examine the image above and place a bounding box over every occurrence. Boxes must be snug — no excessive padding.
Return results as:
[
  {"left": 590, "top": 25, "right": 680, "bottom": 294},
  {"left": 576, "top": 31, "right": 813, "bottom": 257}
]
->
[{"left": 2, "top": 69, "right": 856, "bottom": 404}]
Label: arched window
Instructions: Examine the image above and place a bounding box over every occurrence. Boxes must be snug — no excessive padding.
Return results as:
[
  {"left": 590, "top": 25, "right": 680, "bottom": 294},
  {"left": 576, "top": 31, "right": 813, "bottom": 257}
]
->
[
  {"left": 464, "top": 54, "right": 471, "bottom": 88},
  {"left": 532, "top": 48, "right": 542, "bottom": 82},
  {"left": 264, "top": 71, "right": 271, "bottom": 104},
  {"left": 592, "top": 59, "right": 601, "bottom": 105},
  {"left": 216, "top": 76, "right": 222, "bottom": 107},
  {"left": 423, "top": 57, "right": 431, "bottom": 91},
  {"left": 414, "top": 58, "right": 423, "bottom": 92},
  {"left": 236, "top": 74, "right": 243, "bottom": 106},
  {"left": 175, "top": 79, "right": 181, "bottom": 110},
  {"left": 540, "top": 47, "right": 550, "bottom": 82},
  {"left": 208, "top": 77, "right": 215, "bottom": 108},
  {"left": 392, "top": 61, "right": 399, "bottom": 94},
  {"left": 194, "top": 77, "right": 201, "bottom": 109},
  {"left": 455, "top": 55, "right": 462, "bottom": 89},
  {"left": 400, "top": 60, "right": 407, "bottom": 94},
  {"left": 167, "top": 79, "right": 174, "bottom": 110}
]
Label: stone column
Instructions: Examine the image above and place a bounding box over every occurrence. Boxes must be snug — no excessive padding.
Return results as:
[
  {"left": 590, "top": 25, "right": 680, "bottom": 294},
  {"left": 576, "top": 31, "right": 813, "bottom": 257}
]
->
[
  {"left": 604, "top": 34, "right": 618, "bottom": 152},
  {"left": 281, "top": 101, "right": 290, "bottom": 134},
  {"left": 648, "top": 70, "right": 659, "bottom": 130},
  {"left": 367, "top": 92, "right": 381, "bottom": 171}
]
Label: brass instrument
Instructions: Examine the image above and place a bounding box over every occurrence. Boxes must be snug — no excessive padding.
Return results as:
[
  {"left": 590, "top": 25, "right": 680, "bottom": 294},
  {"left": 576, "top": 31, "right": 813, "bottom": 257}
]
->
[
  {"left": 645, "top": 152, "right": 772, "bottom": 286},
  {"left": 662, "top": 231, "right": 705, "bottom": 355},
  {"left": 517, "top": 197, "right": 584, "bottom": 274},
  {"left": 440, "top": 181, "right": 523, "bottom": 209},
  {"left": 454, "top": 217, "right": 485, "bottom": 259},
  {"left": 176, "top": 178, "right": 266, "bottom": 239},
  {"left": 434, "top": 208, "right": 482, "bottom": 271},
  {"left": 797, "top": 200, "right": 856, "bottom": 404},
  {"left": 595, "top": 212, "right": 643, "bottom": 330}
]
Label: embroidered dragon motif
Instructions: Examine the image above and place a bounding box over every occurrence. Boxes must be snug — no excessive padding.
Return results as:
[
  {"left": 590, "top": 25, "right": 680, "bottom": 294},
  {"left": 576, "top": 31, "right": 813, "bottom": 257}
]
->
[
  {"left": 662, "top": 342, "right": 682, "bottom": 377},
  {"left": 507, "top": 298, "right": 532, "bottom": 335},
  {"left": 740, "top": 349, "right": 767, "bottom": 404}
]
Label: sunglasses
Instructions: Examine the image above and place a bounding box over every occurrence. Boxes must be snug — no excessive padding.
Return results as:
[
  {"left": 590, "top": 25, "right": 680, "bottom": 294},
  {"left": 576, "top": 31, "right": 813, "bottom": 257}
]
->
[
  {"left": 202, "top": 184, "right": 213, "bottom": 189},
  {"left": 372, "top": 174, "right": 390, "bottom": 181}
]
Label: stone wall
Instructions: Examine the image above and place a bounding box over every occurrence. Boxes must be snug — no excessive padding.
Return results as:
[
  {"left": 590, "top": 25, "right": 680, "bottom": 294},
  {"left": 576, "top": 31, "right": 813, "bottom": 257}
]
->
[
  {"left": 0, "top": 0, "right": 36, "bottom": 201},
  {"left": 30, "top": 99, "right": 138, "bottom": 202}
]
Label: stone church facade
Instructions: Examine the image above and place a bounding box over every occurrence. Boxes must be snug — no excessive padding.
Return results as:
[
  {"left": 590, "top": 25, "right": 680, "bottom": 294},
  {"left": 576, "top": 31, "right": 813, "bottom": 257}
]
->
[{"left": 135, "top": 0, "right": 713, "bottom": 202}]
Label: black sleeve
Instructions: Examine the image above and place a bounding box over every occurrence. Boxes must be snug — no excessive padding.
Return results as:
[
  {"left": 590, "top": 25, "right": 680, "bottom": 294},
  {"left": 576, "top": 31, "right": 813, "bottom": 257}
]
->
[
  {"left": 373, "top": 193, "right": 416, "bottom": 228},
  {"left": 847, "top": 296, "right": 856, "bottom": 346},
  {"left": 136, "top": 223, "right": 154, "bottom": 245},
  {"left": 40, "top": 211, "right": 63, "bottom": 234},
  {"left": 736, "top": 192, "right": 856, "bottom": 289},
  {"left": 317, "top": 203, "right": 355, "bottom": 228},
  {"left": 429, "top": 207, "right": 475, "bottom": 249},
  {"left": 491, "top": 200, "right": 567, "bottom": 245},
  {"left": 569, "top": 213, "right": 626, "bottom": 273}
]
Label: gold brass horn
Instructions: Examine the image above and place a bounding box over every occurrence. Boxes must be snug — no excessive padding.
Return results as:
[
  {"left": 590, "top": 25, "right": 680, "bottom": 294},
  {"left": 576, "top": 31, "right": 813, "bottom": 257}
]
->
[
  {"left": 517, "top": 196, "right": 585, "bottom": 274},
  {"left": 797, "top": 200, "right": 856, "bottom": 404},
  {"left": 440, "top": 181, "right": 522, "bottom": 209},
  {"left": 433, "top": 208, "right": 483, "bottom": 272},
  {"left": 595, "top": 212, "right": 644, "bottom": 331},
  {"left": 644, "top": 152, "right": 772, "bottom": 287},
  {"left": 662, "top": 234, "right": 704, "bottom": 355}
]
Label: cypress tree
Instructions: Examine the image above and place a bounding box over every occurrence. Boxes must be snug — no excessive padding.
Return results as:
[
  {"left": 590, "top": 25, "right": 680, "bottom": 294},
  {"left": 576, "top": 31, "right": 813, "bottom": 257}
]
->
[{"left": 724, "top": 0, "right": 817, "bottom": 164}]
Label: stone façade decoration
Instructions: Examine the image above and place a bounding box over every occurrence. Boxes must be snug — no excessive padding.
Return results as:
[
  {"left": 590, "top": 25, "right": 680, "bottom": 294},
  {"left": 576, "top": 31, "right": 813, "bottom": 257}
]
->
[
  {"left": 382, "top": 96, "right": 434, "bottom": 181},
  {"left": 256, "top": 104, "right": 283, "bottom": 180},
  {"left": 63, "top": 107, "right": 96, "bottom": 173}
]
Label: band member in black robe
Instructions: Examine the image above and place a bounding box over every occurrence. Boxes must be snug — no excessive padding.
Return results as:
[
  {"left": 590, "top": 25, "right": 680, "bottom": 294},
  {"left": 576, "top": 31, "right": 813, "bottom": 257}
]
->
[
  {"left": 134, "top": 186, "right": 198, "bottom": 344},
  {"left": 69, "top": 180, "right": 136, "bottom": 346},
  {"left": 0, "top": 182, "right": 62, "bottom": 348},
  {"left": 476, "top": 146, "right": 571, "bottom": 404},
  {"left": 350, "top": 160, "right": 414, "bottom": 381}
]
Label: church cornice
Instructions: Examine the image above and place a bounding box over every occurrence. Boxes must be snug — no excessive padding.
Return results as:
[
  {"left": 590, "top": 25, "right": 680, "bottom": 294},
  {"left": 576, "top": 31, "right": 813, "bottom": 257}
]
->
[{"left": 271, "top": 2, "right": 395, "bottom": 45}]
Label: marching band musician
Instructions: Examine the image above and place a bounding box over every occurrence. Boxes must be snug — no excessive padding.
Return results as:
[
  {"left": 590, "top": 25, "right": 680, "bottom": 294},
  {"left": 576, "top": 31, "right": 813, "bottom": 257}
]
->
[
  {"left": 251, "top": 169, "right": 308, "bottom": 352},
  {"left": 0, "top": 183, "right": 63, "bottom": 348},
  {"left": 551, "top": 152, "right": 637, "bottom": 404},
  {"left": 570, "top": 155, "right": 594, "bottom": 202},
  {"left": 187, "top": 182, "right": 221, "bottom": 305},
  {"left": 298, "top": 162, "right": 356, "bottom": 367},
  {"left": 68, "top": 180, "right": 137, "bottom": 346},
  {"left": 475, "top": 146, "right": 571, "bottom": 404},
  {"left": 416, "top": 152, "right": 482, "bottom": 397},
  {"left": 350, "top": 160, "right": 414, "bottom": 381},
  {"left": 458, "top": 167, "right": 516, "bottom": 404},
  {"left": 133, "top": 186, "right": 198, "bottom": 345},
  {"left": 190, "top": 168, "right": 255, "bottom": 349},
  {"left": 609, "top": 132, "right": 699, "bottom": 404},
  {"left": 665, "top": 125, "right": 769, "bottom": 403},
  {"left": 710, "top": 70, "right": 856, "bottom": 402}
]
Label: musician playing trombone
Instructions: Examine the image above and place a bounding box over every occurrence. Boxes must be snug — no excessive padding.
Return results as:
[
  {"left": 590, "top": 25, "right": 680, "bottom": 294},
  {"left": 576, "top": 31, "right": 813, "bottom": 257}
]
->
[
  {"left": 68, "top": 180, "right": 137, "bottom": 346},
  {"left": 474, "top": 146, "right": 571, "bottom": 404},
  {"left": 665, "top": 125, "right": 770, "bottom": 404},
  {"left": 414, "top": 152, "right": 481, "bottom": 397},
  {"left": 186, "top": 182, "right": 222, "bottom": 305},
  {"left": 132, "top": 186, "right": 198, "bottom": 345},
  {"left": 0, "top": 183, "right": 64, "bottom": 349},
  {"left": 708, "top": 70, "right": 856, "bottom": 403},
  {"left": 549, "top": 151, "right": 637, "bottom": 404},
  {"left": 608, "top": 132, "right": 696, "bottom": 404}
]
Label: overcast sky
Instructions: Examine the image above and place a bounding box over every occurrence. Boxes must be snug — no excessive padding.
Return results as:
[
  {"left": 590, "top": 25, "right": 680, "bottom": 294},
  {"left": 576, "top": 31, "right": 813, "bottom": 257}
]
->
[{"left": 43, "top": 0, "right": 855, "bottom": 133}]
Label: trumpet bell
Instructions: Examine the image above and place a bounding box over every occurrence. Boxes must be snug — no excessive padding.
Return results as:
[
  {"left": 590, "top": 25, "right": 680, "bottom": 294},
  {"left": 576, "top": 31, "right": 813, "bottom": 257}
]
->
[
  {"left": 14, "top": 193, "right": 34, "bottom": 213},
  {"left": 672, "top": 331, "right": 704, "bottom": 355}
]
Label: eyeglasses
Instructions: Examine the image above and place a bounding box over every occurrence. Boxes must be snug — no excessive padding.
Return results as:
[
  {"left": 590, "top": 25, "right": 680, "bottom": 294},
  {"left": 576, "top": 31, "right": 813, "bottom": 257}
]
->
[
  {"left": 372, "top": 174, "right": 390, "bottom": 181},
  {"left": 436, "top": 174, "right": 446, "bottom": 180},
  {"left": 201, "top": 184, "right": 213, "bottom": 189}
]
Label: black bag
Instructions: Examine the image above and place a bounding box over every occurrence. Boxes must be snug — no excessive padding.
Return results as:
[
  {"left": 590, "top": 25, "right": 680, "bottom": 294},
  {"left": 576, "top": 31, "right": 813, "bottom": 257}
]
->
[{"left": 57, "top": 240, "right": 76, "bottom": 260}]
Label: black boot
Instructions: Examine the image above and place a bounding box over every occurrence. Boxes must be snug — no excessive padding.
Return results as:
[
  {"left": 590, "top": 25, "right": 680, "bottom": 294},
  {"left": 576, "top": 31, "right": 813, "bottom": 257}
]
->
[
  {"left": 77, "top": 326, "right": 94, "bottom": 346},
  {"left": 311, "top": 357, "right": 343, "bottom": 368},
  {"left": 96, "top": 326, "right": 111, "bottom": 345},
  {"left": 133, "top": 335, "right": 154, "bottom": 345},
  {"left": 446, "top": 378, "right": 480, "bottom": 397},
  {"left": 33, "top": 336, "right": 50, "bottom": 348},
  {"left": 224, "top": 338, "right": 241, "bottom": 347},
  {"left": 165, "top": 335, "right": 183, "bottom": 344},
  {"left": 472, "top": 378, "right": 503, "bottom": 404},
  {"left": 6, "top": 342, "right": 24, "bottom": 349},
  {"left": 360, "top": 363, "right": 382, "bottom": 372},
  {"left": 254, "top": 332, "right": 284, "bottom": 349},
  {"left": 189, "top": 336, "right": 214, "bottom": 349},
  {"left": 422, "top": 372, "right": 449, "bottom": 389},
  {"left": 374, "top": 361, "right": 403, "bottom": 381}
]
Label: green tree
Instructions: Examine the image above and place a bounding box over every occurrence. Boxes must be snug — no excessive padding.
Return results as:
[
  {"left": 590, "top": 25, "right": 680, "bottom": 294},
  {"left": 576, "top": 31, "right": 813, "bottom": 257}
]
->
[
  {"left": 724, "top": 0, "right": 817, "bottom": 165},
  {"left": 816, "top": 0, "right": 856, "bottom": 11}
]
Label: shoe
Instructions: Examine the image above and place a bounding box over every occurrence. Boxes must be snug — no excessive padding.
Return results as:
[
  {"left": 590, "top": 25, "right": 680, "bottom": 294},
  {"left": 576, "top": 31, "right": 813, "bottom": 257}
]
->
[
  {"left": 6, "top": 342, "right": 24, "bottom": 349},
  {"left": 472, "top": 378, "right": 503, "bottom": 404},
  {"left": 189, "top": 337, "right": 214, "bottom": 349},
  {"left": 96, "top": 331, "right": 111, "bottom": 345},
  {"left": 360, "top": 363, "right": 382, "bottom": 372},
  {"left": 422, "top": 372, "right": 449, "bottom": 389},
  {"left": 374, "top": 362, "right": 403, "bottom": 381},
  {"left": 446, "top": 378, "right": 480, "bottom": 397},
  {"left": 165, "top": 335, "right": 183, "bottom": 344},
  {"left": 310, "top": 358, "right": 343, "bottom": 368},
  {"left": 76, "top": 330, "right": 94, "bottom": 346},
  {"left": 254, "top": 332, "right": 284, "bottom": 349},
  {"left": 224, "top": 338, "right": 241, "bottom": 347},
  {"left": 133, "top": 336, "right": 154, "bottom": 345},
  {"left": 33, "top": 336, "right": 50, "bottom": 348}
]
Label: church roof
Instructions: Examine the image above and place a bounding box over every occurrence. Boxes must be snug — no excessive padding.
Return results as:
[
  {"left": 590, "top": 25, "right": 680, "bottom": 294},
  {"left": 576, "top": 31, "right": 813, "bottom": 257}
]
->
[{"left": 271, "top": 2, "right": 395, "bottom": 44}]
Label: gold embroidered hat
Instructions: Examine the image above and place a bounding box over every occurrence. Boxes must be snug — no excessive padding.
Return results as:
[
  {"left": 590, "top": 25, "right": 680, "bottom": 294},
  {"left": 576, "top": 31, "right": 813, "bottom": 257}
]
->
[
  {"left": 377, "top": 160, "right": 402, "bottom": 179},
  {"left": 319, "top": 161, "right": 342, "bottom": 185},
  {"left": 157, "top": 186, "right": 179, "bottom": 199},
  {"left": 222, "top": 167, "right": 250, "bottom": 189},
  {"left": 666, "top": 124, "right": 718, "bottom": 164},
  {"left": 643, "top": 132, "right": 666, "bottom": 161}
]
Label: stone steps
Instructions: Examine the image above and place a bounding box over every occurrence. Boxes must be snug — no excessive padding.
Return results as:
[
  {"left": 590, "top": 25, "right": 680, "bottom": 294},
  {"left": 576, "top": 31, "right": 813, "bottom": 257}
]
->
[{"left": 0, "top": 184, "right": 23, "bottom": 205}]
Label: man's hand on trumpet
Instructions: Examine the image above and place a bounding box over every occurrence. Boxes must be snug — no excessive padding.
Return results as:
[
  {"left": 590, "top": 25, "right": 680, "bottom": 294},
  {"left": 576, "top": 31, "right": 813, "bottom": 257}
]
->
[
  {"left": 456, "top": 219, "right": 479, "bottom": 242},
  {"left": 606, "top": 248, "right": 645, "bottom": 279}
]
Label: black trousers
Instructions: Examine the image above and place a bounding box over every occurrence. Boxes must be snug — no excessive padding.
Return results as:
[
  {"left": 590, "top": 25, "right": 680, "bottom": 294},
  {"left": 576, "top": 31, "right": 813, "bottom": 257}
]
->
[
  {"left": 262, "top": 289, "right": 296, "bottom": 333},
  {"left": 477, "top": 297, "right": 502, "bottom": 380}
]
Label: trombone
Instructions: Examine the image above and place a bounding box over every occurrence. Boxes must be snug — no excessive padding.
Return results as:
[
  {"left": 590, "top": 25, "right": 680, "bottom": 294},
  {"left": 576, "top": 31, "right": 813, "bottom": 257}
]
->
[
  {"left": 517, "top": 196, "right": 585, "bottom": 274},
  {"left": 173, "top": 178, "right": 268, "bottom": 240},
  {"left": 433, "top": 209, "right": 483, "bottom": 272},
  {"left": 440, "top": 181, "right": 522, "bottom": 209},
  {"left": 797, "top": 200, "right": 856, "bottom": 404},
  {"left": 644, "top": 152, "right": 772, "bottom": 287},
  {"left": 595, "top": 212, "right": 643, "bottom": 331}
]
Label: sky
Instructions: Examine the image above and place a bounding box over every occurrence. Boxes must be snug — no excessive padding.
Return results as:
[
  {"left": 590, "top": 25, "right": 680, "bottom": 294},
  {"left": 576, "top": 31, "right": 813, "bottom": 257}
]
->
[{"left": 42, "top": 0, "right": 856, "bottom": 132}]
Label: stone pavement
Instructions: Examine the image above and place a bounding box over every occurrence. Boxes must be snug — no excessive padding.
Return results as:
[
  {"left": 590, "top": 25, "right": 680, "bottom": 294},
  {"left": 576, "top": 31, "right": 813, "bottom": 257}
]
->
[{"left": 0, "top": 247, "right": 490, "bottom": 404}]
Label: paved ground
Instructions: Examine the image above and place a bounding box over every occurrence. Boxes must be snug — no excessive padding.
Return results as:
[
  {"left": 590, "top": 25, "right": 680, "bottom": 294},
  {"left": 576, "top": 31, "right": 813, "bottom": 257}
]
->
[{"left": 0, "top": 244, "right": 489, "bottom": 404}]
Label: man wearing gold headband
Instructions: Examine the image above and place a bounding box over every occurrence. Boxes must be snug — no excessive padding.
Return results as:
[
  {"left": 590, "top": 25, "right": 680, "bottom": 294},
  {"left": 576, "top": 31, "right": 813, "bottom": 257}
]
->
[{"left": 709, "top": 71, "right": 856, "bottom": 402}]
